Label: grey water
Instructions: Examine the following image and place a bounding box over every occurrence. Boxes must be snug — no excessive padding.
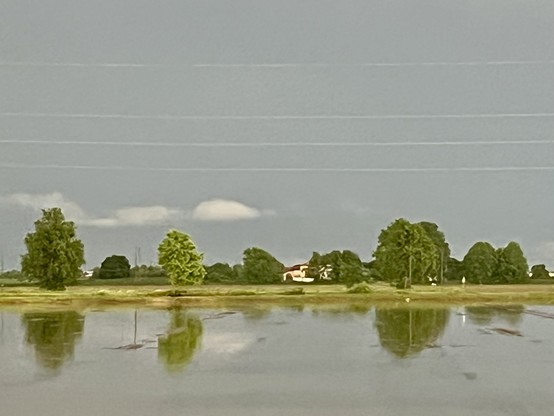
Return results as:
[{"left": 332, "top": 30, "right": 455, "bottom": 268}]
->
[{"left": 0, "top": 304, "right": 553, "bottom": 416}]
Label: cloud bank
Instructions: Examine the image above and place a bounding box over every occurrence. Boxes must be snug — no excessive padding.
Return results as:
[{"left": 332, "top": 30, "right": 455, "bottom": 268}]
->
[
  {"left": 2, "top": 192, "right": 180, "bottom": 227},
  {"left": 1, "top": 193, "right": 274, "bottom": 227}
]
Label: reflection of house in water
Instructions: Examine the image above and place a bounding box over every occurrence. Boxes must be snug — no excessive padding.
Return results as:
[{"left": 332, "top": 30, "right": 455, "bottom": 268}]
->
[
  {"left": 375, "top": 307, "right": 450, "bottom": 358},
  {"left": 282, "top": 263, "right": 333, "bottom": 283}
]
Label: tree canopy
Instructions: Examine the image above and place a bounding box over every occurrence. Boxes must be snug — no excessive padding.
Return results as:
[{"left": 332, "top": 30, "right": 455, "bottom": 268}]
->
[
  {"left": 530, "top": 264, "right": 549, "bottom": 279},
  {"left": 157, "top": 230, "right": 206, "bottom": 286},
  {"left": 462, "top": 242, "right": 497, "bottom": 284},
  {"left": 242, "top": 247, "right": 284, "bottom": 284},
  {"left": 205, "top": 262, "right": 241, "bottom": 283},
  {"left": 494, "top": 242, "right": 528, "bottom": 284},
  {"left": 463, "top": 241, "right": 529, "bottom": 284},
  {"left": 21, "top": 208, "right": 85, "bottom": 290},
  {"left": 308, "top": 250, "right": 368, "bottom": 286},
  {"left": 373, "top": 218, "right": 439, "bottom": 286},
  {"left": 98, "top": 255, "right": 131, "bottom": 279}
]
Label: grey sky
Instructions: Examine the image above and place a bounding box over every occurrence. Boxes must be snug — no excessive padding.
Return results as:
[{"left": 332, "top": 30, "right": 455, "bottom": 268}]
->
[{"left": 1, "top": 0, "right": 553, "bottom": 270}]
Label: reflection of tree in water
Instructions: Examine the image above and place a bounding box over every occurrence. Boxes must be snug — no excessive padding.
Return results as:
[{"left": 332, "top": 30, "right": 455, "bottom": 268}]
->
[
  {"left": 375, "top": 307, "right": 449, "bottom": 358},
  {"left": 465, "top": 305, "right": 524, "bottom": 326},
  {"left": 241, "top": 306, "right": 273, "bottom": 321},
  {"left": 22, "top": 311, "right": 85, "bottom": 372},
  {"left": 311, "top": 304, "right": 371, "bottom": 318},
  {"left": 158, "top": 308, "right": 203, "bottom": 373}
]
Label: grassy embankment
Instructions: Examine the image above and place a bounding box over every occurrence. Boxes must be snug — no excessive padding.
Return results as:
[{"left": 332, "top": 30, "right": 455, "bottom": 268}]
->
[{"left": 1, "top": 282, "right": 553, "bottom": 310}]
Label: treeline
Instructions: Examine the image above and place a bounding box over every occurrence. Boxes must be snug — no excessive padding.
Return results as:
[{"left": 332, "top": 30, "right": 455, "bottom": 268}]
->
[{"left": 4, "top": 208, "right": 552, "bottom": 290}]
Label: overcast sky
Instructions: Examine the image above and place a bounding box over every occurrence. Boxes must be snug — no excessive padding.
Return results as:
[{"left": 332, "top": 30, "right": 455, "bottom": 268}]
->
[{"left": 1, "top": 0, "right": 553, "bottom": 270}]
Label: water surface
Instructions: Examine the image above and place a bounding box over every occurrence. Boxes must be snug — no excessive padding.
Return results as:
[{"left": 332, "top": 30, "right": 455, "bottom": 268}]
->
[{"left": 0, "top": 304, "right": 552, "bottom": 416}]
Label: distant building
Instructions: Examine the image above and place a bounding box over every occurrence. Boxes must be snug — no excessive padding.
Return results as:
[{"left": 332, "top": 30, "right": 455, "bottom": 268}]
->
[{"left": 282, "top": 264, "right": 313, "bottom": 283}]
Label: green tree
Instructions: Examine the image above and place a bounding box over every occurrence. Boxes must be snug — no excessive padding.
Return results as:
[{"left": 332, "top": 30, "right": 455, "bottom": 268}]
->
[
  {"left": 98, "top": 255, "right": 131, "bottom": 279},
  {"left": 158, "top": 308, "right": 203, "bottom": 373},
  {"left": 417, "top": 221, "right": 450, "bottom": 282},
  {"left": 157, "top": 230, "right": 206, "bottom": 286},
  {"left": 242, "top": 247, "right": 284, "bottom": 284},
  {"left": 21, "top": 208, "right": 85, "bottom": 290},
  {"left": 530, "top": 264, "right": 549, "bottom": 279},
  {"left": 494, "top": 242, "right": 529, "bottom": 284},
  {"left": 444, "top": 257, "right": 464, "bottom": 282},
  {"left": 462, "top": 242, "right": 497, "bottom": 284},
  {"left": 373, "top": 218, "right": 439, "bottom": 287},
  {"left": 204, "top": 262, "right": 241, "bottom": 283},
  {"left": 338, "top": 250, "right": 367, "bottom": 287}
]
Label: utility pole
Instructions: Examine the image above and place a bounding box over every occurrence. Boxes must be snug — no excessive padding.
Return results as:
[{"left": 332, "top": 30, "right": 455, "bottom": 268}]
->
[
  {"left": 440, "top": 249, "right": 444, "bottom": 285},
  {"left": 134, "top": 247, "right": 141, "bottom": 267},
  {"left": 407, "top": 255, "right": 412, "bottom": 288}
]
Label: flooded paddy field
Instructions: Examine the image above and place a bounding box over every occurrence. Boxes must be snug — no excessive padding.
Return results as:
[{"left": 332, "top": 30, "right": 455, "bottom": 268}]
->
[{"left": 0, "top": 303, "right": 552, "bottom": 416}]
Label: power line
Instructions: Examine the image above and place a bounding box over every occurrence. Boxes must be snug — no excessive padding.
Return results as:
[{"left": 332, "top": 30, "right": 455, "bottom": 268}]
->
[
  {"left": 1, "top": 139, "right": 553, "bottom": 147},
  {"left": 1, "top": 112, "right": 554, "bottom": 121},
  {"left": 1, "top": 60, "right": 553, "bottom": 68},
  {"left": 1, "top": 162, "right": 553, "bottom": 173}
]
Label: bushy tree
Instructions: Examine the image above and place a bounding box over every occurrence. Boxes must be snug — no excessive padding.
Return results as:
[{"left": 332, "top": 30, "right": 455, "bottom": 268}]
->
[
  {"left": 205, "top": 262, "right": 241, "bottom": 283},
  {"left": 338, "top": 250, "right": 367, "bottom": 287},
  {"left": 308, "top": 250, "right": 368, "bottom": 286},
  {"left": 494, "top": 242, "right": 528, "bottom": 283},
  {"left": 462, "top": 242, "right": 497, "bottom": 284},
  {"left": 242, "top": 247, "right": 283, "bottom": 284},
  {"left": 98, "top": 255, "right": 131, "bottom": 279},
  {"left": 463, "top": 241, "right": 529, "bottom": 284},
  {"left": 21, "top": 208, "right": 85, "bottom": 290},
  {"left": 530, "top": 264, "right": 549, "bottom": 279},
  {"left": 373, "top": 218, "right": 439, "bottom": 286},
  {"left": 157, "top": 230, "right": 206, "bottom": 286}
]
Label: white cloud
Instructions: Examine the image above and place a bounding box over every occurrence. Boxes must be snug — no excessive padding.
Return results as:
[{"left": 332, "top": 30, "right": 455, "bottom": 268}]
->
[
  {"left": 2, "top": 192, "right": 181, "bottom": 227},
  {"left": 84, "top": 206, "right": 181, "bottom": 227},
  {"left": 192, "top": 199, "right": 274, "bottom": 222},
  {"left": 3, "top": 192, "right": 88, "bottom": 221}
]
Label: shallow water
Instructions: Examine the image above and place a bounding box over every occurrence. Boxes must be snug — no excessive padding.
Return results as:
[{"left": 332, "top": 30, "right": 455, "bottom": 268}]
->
[{"left": 0, "top": 304, "right": 553, "bottom": 416}]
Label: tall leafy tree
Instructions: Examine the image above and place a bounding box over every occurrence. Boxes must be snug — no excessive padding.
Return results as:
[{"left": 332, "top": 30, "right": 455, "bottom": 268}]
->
[
  {"left": 242, "top": 247, "right": 284, "bottom": 284},
  {"left": 462, "top": 242, "right": 497, "bottom": 284},
  {"left": 494, "top": 242, "right": 528, "bottom": 283},
  {"left": 21, "top": 208, "right": 85, "bottom": 290},
  {"left": 373, "top": 218, "right": 439, "bottom": 286},
  {"left": 417, "top": 221, "right": 450, "bottom": 281},
  {"left": 157, "top": 230, "right": 206, "bottom": 286}
]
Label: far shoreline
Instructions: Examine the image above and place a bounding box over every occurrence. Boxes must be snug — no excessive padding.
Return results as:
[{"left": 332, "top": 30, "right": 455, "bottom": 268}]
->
[{"left": 1, "top": 283, "right": 553, "bottom": 310}]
